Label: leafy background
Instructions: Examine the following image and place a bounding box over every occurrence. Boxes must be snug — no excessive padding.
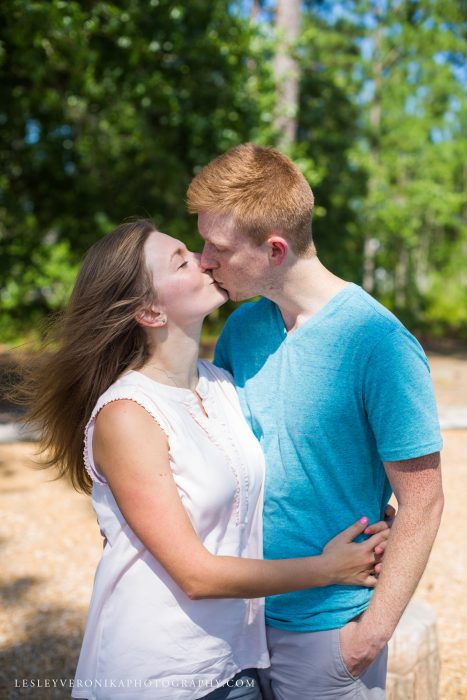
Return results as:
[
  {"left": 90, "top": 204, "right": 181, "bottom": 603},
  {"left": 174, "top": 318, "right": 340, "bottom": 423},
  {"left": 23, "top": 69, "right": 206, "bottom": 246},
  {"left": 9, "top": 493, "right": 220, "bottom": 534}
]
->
[{"left": 1, "top": 0, "right": 466, "bottom": 342}]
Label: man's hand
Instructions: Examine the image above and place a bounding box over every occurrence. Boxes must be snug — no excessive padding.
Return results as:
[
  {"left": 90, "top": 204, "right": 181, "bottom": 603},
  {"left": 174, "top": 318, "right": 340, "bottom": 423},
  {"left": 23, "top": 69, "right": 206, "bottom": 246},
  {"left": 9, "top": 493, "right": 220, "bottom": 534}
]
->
[
  {"left": 339, "top": 617, "right": 385, "bottom": 678},
  {"left": 383, "top": 503, "right": 396, "bottom": 527},
  {"left": 338, "top": 505, "right": 397, "bottom": 676},
  {"left": 340, "top": 453, "right": 443, "bottom": 678}
]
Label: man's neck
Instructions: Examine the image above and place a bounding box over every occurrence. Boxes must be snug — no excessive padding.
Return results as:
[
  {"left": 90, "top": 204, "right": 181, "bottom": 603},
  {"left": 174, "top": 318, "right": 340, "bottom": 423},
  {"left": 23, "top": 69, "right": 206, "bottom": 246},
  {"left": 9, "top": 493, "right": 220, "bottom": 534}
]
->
[{"left": 265, "top": 256, "right": 349, "bottom": 333}]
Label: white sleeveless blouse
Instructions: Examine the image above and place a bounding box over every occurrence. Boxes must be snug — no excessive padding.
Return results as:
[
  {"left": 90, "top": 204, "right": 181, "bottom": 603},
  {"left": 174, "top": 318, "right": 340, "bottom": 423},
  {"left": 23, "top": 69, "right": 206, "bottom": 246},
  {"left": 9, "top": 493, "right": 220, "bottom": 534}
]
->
[{"left": 72, "top": 361, "right": 270, "bottom": 700}]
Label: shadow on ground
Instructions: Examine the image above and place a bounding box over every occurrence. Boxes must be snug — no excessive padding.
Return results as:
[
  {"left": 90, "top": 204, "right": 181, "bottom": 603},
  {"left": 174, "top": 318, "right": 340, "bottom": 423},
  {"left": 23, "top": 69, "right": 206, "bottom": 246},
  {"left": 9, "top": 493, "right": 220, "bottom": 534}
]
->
[{"left": 0, "top": 599, "right": 83, "bottom": 700}]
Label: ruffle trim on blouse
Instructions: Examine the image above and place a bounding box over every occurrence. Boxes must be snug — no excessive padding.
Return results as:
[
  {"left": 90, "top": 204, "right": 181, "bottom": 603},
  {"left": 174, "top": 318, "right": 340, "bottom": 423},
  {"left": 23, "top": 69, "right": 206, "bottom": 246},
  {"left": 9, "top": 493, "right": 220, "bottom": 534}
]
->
[
  {"left": 183, "top": 388, "right": 249, "bottom": 528},
  {"left": 83, "top": 389, "right": 172, "bottom": 485},
  {"left": 201, "top": 364, "right": 251, "bottom": 526}
]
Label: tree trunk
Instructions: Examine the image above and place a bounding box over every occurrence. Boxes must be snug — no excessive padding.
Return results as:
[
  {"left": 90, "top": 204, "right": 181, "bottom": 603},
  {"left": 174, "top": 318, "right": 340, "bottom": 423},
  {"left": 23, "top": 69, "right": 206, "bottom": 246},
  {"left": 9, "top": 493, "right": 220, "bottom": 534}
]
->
[
  {"left": 363, "top": 1, "right": 383, "bottom": 294},
  {"left": 250, "top": 0, "right": 261, "bottom": 21},
  {"left": 363, "top": 237, "right": 379, "bottom": 293},
  {"left": 394, "top": 245, "right": 408, "bottom": 308},
  {"left": 273, "top": 0, "right": 301, "bottom": 149}
]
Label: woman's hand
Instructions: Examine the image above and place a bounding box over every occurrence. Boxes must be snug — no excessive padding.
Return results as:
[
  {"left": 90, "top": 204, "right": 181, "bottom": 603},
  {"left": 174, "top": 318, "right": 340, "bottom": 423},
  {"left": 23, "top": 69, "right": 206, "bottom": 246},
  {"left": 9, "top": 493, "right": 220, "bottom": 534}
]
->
[{"left": 321, "top": 517, "right": 390, "bottom": 587}]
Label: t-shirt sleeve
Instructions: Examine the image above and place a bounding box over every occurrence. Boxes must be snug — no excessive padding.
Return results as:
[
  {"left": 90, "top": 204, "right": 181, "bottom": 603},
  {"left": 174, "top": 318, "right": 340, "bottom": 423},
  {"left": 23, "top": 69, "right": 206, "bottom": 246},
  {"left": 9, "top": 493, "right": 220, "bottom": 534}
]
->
[
  {"left": 363, "top": 328, "right": 443, "bottom": 462},
  {"left": 213, "top": 321, "right": 233, "bottom": 374}
]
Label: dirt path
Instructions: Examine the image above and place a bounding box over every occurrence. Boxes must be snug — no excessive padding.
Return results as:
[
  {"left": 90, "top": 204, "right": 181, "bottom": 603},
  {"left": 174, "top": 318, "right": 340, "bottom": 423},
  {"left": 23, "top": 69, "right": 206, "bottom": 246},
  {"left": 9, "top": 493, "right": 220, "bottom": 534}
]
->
[
  {"left": 0, "top": 353, "right": 466, "bottom": 699},
  {"left": 413, "top": 430, "right": 467, "bottom": 699}
]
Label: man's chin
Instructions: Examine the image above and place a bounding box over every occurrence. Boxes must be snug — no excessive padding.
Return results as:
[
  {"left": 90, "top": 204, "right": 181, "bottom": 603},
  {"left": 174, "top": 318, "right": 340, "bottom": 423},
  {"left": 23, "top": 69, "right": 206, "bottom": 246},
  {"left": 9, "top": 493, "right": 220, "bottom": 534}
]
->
[
  {"left": 228, "top": 291, "right": 259, "bottom": 303},
  {"left": 214, "top": 282, "right": 258, "bottom": 303}
]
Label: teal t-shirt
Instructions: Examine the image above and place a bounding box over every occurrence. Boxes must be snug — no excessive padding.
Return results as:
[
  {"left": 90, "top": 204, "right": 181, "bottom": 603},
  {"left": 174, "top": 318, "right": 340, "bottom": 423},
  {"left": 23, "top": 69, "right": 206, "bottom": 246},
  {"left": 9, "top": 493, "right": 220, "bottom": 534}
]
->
[{"left": 214, "top": 283, "right": 442, "bottom": 632}]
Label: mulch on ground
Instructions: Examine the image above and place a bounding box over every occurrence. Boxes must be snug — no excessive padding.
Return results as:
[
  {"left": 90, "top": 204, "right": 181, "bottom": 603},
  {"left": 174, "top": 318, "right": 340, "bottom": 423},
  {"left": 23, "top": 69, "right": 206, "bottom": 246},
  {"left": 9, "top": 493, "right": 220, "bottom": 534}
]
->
[{"left": 0, "top": 351, "right": 466, "bottom": 699}]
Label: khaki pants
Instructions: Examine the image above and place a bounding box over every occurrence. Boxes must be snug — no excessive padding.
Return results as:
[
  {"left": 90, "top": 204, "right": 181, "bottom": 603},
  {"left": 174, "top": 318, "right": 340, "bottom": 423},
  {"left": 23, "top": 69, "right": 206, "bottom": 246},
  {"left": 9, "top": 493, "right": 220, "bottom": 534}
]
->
[{"left": 258, "top": 625, "right": 388, "bottom": 700}]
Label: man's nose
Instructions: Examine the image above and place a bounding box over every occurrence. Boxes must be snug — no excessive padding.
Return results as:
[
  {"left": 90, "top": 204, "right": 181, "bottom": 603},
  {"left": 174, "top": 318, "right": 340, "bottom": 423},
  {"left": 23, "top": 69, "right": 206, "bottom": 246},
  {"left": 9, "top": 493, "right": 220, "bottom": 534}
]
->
[{"left": 200, "top": 247, "right": 218, "bottom": 271}]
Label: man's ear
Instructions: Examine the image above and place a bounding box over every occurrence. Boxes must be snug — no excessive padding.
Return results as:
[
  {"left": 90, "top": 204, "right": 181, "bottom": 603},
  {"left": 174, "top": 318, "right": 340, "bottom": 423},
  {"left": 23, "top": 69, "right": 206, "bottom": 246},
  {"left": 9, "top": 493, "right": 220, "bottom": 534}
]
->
[
  {"left": 135, "top": 306, "right": 167, "bottom": 328},
  {"left": 267, "top": 234, "right": 289, "bottom": 267}
]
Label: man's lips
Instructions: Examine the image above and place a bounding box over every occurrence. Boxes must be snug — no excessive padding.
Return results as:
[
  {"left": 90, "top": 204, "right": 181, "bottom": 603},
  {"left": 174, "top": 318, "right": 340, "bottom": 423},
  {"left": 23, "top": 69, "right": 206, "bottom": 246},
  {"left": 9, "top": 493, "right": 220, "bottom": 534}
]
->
[
  {"left": 211, "top": 279, "right": 229, "bottom": 294},
  {"left": 206, "top": 272, "right": 227, "bottom": 291}
]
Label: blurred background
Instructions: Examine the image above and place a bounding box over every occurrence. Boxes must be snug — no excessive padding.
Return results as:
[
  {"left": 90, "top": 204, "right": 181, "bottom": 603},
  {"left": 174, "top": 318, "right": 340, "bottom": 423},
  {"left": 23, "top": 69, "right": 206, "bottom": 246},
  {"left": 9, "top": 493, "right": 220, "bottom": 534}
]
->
[
  {"left": 0, "top": 2, "right": 466, "bottom": 699},
  {"left": 0, "top": 0, "right": 466, "bottom": 345}
]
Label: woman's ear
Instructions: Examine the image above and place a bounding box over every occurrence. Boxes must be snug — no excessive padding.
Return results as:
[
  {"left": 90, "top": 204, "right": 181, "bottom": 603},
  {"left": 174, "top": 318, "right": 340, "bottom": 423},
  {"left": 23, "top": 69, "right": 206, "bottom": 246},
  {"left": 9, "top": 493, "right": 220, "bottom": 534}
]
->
[{"left": 135, "top": 307, "right": 167, "bottom": 328}]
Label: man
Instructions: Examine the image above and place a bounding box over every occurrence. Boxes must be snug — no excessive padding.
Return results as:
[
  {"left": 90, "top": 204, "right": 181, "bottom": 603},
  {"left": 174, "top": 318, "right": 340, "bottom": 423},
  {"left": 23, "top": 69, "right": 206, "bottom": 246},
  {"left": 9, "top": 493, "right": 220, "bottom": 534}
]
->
[{"left": 187, "top": 143, "right": 444, "bottom": 700}]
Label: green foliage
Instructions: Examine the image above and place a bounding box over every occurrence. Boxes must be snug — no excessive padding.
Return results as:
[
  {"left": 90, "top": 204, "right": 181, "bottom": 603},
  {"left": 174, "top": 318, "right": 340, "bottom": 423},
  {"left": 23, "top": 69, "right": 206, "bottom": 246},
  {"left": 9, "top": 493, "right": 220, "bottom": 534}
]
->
[
  {"left": 0, "top": 0, "right": 266, "bottom": 338},
  {"left": 295, "top": 12, "right": 367, "bottom": 280},
  {"left": 349, "top": 0, "right": 467, "bottom": 332},
  {"left": 0, "top": 0, "right": 466, "bottom": 341}
]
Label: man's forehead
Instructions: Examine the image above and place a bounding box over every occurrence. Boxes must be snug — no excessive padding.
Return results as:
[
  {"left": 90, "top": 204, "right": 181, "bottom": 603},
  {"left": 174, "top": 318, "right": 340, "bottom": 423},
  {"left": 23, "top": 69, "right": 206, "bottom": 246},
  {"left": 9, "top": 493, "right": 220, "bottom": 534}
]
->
[{"left": 197, "top": 211, "right": 236, "bottom": 241}]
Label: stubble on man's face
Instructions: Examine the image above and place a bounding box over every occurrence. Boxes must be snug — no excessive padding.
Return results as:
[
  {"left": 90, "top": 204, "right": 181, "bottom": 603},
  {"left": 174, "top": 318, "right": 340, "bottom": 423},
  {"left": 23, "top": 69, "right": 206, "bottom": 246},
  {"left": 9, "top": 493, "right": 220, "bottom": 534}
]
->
[
  {"left": 198, "top": 212, "right": 269, "bottom": 301},
  {"left": 217, "top": 249, "right": 272, "bottom": 302}
]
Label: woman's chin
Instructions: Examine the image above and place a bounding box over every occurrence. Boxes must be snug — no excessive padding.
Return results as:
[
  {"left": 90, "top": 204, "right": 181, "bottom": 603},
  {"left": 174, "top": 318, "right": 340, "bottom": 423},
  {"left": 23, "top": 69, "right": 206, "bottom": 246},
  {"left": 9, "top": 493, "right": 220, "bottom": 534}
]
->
[
  {"left": 208, "top": 290, "right": 229, "bottom": 314},
  {"left": 213, "top": 283, "right": 230, "bottom": 302},
  {"left": 215, "top": 291, "right": 229, "bottom": 308}
]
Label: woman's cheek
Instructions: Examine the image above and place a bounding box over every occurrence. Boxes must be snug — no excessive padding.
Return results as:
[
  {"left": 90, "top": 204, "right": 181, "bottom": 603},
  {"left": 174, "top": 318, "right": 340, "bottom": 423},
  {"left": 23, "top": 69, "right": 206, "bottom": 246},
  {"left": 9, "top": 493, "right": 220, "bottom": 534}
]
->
[
  {"left": 164, "top": 268, "right": 206, "bottom": 299},
  {"left": 165, "top": 277, "right": 187, "bottom": 295}
]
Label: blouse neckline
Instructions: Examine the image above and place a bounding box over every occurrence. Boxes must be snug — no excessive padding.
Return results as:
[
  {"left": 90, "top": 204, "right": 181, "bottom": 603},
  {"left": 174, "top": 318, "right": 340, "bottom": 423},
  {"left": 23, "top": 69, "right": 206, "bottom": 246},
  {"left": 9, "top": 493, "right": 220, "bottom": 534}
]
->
[{"left": 125, "top": 360, "right": 210, "bottom": 402}]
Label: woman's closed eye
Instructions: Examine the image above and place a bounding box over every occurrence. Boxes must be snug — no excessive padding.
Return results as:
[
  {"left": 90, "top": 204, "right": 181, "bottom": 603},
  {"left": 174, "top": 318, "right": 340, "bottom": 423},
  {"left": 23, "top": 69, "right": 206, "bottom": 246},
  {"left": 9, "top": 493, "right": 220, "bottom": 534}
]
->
[{"left": 178, "top": 261, "right": 188, "bottom": 269}]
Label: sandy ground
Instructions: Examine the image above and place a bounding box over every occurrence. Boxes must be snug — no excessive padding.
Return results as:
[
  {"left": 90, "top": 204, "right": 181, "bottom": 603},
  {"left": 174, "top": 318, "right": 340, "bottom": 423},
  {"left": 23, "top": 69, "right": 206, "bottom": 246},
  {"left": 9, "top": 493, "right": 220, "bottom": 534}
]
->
[{"left": 0, "top": 352, "right": 466, "bottom": 699}]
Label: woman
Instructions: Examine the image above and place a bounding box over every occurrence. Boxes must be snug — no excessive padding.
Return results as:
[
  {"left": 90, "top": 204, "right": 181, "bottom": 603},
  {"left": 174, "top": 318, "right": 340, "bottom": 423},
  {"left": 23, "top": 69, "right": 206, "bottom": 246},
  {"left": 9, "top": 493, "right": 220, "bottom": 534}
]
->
[{"left": 22, "top": 220, "right": 390, "bottom": 700}]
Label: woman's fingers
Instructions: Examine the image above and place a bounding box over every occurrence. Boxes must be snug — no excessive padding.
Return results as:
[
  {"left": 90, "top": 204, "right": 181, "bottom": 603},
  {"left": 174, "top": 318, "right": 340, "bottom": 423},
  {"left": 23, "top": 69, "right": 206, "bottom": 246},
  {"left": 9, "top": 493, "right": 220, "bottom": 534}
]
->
[
  {"left": 364, "top": 519, "right": 389, "bottom": 535},
  {"left": 374, "top": 541, "right": 387, "bottom": 556},
  {"left": 324, "top": 517, "right": 370, "bottom": 549},
  {"left": 328, "top": 515, "right": 392, "bottom": 549},
  {"left": 364, "top": 529, "right": 390, "bottom": 550},
  {"left": 363, "top": 574, "right": 378, "bottom": 588},
  {"left": 341, "top": 517, "right": 371, "bottom": 542}
]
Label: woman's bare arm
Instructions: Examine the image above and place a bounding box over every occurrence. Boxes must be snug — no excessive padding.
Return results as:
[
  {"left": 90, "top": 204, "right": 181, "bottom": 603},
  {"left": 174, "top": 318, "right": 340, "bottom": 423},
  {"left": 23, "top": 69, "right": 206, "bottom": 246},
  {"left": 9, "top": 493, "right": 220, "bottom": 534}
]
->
[{"left": 93, "top": 400, "right": 389, "bottom": 600}]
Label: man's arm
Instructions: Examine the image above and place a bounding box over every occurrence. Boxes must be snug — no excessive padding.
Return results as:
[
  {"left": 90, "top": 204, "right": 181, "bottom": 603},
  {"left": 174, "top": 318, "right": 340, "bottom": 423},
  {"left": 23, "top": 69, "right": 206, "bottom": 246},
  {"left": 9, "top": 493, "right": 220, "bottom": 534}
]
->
[{"left": 340, "top": 451, "right": 444, "bottom": 676}]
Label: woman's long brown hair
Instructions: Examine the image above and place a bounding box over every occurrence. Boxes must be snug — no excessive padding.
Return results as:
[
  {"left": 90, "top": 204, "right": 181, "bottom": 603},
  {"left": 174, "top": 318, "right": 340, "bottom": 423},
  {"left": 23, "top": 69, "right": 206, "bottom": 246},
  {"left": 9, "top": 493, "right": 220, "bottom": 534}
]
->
[{"left": 18, "top": 219, "right": 157, "bottom": 494}]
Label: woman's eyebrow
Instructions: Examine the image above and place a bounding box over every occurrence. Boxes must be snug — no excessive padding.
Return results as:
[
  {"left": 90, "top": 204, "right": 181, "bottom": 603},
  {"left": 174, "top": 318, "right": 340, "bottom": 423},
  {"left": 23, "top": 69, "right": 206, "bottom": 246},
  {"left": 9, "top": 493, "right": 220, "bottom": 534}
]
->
[{"left": 170, "top": 247, "right": 186, "bottom": 261}]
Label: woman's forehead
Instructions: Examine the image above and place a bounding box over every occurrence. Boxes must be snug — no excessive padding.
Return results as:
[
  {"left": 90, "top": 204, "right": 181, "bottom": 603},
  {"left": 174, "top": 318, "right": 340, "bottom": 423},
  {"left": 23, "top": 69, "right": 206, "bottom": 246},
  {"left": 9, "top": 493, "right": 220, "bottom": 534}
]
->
[{"left": 144, "top": 231, "right": 184, "bottom": 262}]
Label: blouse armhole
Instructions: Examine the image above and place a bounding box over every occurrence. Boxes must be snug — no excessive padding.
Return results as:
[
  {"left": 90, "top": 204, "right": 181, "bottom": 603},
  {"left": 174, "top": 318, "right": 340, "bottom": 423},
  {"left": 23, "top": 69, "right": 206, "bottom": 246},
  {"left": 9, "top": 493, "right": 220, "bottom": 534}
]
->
[{"left": 83, "top": 388, "right": 171, "bottom": 485}]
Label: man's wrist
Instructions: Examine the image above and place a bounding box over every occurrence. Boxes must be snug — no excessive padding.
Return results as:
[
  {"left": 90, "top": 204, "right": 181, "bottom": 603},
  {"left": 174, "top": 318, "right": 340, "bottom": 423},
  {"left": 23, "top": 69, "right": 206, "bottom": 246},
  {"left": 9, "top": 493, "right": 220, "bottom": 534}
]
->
[
  {"left": 340, "top": 617, "right": 387, "bottom": 677},
  {"left": 357, "top": 613, "right": 392, "bottom": 652}
]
